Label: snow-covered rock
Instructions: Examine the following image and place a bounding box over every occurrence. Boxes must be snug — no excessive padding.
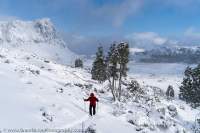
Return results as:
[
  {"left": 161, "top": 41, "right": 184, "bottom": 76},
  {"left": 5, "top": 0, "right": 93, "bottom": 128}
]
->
[{"left": 0, "top": 18, "right": 76, "bottom": 64}]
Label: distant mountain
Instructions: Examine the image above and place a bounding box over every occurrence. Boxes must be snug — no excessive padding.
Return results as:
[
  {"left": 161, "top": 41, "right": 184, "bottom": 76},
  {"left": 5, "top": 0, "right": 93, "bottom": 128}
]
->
[
  {"left": 132, "top": 46, "right": 200, "bottom": 64},
  {"left": 0, "top": 18, "right": 76, "bottom": 64}
]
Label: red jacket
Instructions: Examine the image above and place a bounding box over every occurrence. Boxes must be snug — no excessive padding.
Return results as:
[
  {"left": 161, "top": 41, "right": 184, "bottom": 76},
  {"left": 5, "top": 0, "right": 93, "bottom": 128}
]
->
[{"left": 84, "top": 96, "right": 99, "bottom": 106}]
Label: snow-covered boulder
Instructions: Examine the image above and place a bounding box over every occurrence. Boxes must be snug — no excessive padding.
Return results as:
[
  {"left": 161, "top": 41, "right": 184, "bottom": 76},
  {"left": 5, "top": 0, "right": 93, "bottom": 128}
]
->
[{"left": 167, "top": 105, "right": 177, "bottom": 117}]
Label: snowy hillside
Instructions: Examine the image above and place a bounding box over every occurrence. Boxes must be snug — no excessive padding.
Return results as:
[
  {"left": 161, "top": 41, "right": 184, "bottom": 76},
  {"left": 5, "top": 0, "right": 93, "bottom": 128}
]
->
[
  {"left": 0, "top": 44, "right": 199, "bottom": 132},
  {"left": 0, "top": 18, "right": 75, "bottom": 64},
  {"left": 0, "top": 18, "right": 199, "bottom": 133}
]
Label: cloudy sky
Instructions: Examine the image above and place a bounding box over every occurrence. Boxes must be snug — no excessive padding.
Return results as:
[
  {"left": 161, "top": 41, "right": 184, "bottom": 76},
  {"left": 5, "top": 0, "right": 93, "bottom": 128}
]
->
[{"left": 0, "top": 0, "right": 200, "bottom": 54}]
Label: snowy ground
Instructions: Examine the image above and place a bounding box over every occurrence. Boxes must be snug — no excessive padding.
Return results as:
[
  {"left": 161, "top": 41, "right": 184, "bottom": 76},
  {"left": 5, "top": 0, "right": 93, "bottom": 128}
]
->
[
  {"left": 0, "top": 47, "right": 199, "bottom": 133},
  {"left": 128, "top": 62, "right": 196, "bottom": 98},
  {"left": 0, "top": 18, "right": 199, "bottom": 132}
]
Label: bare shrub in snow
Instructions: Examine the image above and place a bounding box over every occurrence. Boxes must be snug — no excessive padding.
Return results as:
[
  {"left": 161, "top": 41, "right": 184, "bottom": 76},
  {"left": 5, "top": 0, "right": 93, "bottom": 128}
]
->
[
  {"left": 157, "top": 120, "right": 171, "bottom": 130},
  {"left": 42, "top": 111, "right": 53, "bottom": 123},
  {"left": 44, "top": 60, "right": 50, "bottom": 63},
  {"left": 98, "top": 89, "right": 105, "bottom": 94},
  {"left": 56, "top": 88, "right": 64, "bottom": 93},
  {"left": 85, "top": 125, "right": 96, "bottom": 133},
  {"left": 74, "top": 83, "right": 84, "bottom": 89}
]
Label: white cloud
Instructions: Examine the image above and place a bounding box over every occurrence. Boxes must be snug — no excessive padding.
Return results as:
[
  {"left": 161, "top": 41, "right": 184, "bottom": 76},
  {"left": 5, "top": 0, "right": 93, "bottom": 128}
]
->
[
  {"left": 126, "top": 32, "right": 167, "bottom": 45},
  {"left": 64, "top": 32, "right": 171, "bottom": 55},
  {"left": 94, "top": 0, "right": 144, "bottom": 27}
]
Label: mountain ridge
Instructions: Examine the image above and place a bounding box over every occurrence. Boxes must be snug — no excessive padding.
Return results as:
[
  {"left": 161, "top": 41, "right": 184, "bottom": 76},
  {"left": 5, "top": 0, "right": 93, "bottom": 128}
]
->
[{"left": 0, "top": 18, "right": 76, "bottom": 65}]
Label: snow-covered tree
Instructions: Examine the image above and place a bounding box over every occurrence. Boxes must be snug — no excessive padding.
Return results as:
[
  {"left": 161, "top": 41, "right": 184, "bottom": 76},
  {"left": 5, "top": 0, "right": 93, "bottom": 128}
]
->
[
  {"left": 106, "top": 42, "right": 129, "bottom": 101},
  {"left": 179, "top": 65, "right": 200, "bottom": 107},
  {"left": 91, "top": 46, "right": 107, "bottom": 83},
  {"left": 117, "top": 42, "right": 129, "bottom": 101},
  {"left": 106, "top": 43, "right": 119, "bottom": 101}
]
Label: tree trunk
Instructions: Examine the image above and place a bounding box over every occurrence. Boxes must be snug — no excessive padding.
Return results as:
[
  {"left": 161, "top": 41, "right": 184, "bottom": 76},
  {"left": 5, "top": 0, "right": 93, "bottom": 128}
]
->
[
  {"left": 118, "top": 73, "right": 122, "bottom": 101},
  {"left": 109, "top": 77, "right": 116, "bottom": 101},
  {"left": 118, "top": 65, "right": 122, "bottom": 101}
]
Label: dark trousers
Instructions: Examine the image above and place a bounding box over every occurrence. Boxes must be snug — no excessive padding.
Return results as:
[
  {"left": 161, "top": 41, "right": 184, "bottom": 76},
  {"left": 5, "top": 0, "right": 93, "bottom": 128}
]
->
[{"left": 89, "top": 105, "right": 96, "bottom": 116}]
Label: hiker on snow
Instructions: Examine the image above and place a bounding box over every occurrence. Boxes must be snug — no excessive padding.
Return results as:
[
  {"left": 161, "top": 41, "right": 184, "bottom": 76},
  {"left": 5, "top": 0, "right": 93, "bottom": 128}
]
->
[{"left": 84, "top": 93, "right": 99, "bottom": 116}]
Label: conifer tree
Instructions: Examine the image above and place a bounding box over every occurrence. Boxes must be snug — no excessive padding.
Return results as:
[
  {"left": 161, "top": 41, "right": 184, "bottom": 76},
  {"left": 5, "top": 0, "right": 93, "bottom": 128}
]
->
[
  {"left": 179, "top": 65, "right": 200, "bottom": 107},
  {"left": 106, "top": 42, "right": 129, "bottom": 101},
  {"left": 106, "top": 43, "right": 119, "bottom": 101},
  {"left": 117, "top": 42, "right": 129, "bottom": 101},
  {"left": 91, "top": 46, "right": 107, "bottom": 83}
]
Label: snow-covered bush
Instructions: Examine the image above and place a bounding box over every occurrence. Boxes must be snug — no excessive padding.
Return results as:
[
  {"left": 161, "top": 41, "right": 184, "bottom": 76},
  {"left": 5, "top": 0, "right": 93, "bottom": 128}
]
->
[
  {"left": 75, "top": 58, "right": 83, "bottom": 68},
  {"left": 166, "top": 85, "right": 175, "bottom": 99},
  {"left": 193, "top": 114, "right": 200, "bottom": 132},
  {"left": 112, "top": 102, "right": 126, "bottom": 116},
  {"left": 84, "top": 84, "right": 93, "bottom": 89},
  {"left": 126, "top": 80, "right": 142, "bottom": 94},
  {"left": 74, "top": 83, "right": 84, "bottom": 89},
  {"left": 85, "top": 125, "right": 96, "bottom": 133},
  {"left": 44, "top": 60, "right": 50, "bottom": 63},
  {"left": 156, "top": 119, "right": 171, "bottom": 130},
  {"left": 123, "top": 79, "right": 145, "bottom": 101},
  {"left": 127, "top": 111, "right": 151, "bottom": 127},
  {"left": 26, "top": 68, "right": 40, "bottom": 75}
]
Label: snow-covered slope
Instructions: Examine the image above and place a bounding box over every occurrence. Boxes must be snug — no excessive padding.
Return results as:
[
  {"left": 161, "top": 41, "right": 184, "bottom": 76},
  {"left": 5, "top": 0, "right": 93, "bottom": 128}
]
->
[
  {"left": 0, "top": 18, "right": 75, "bottom": 64},
  {"left": 0, "top": 18, "right": 199, "bottom": 133},
  {"left": 0, "top": 46, "right": 199, "bottom": 132}
]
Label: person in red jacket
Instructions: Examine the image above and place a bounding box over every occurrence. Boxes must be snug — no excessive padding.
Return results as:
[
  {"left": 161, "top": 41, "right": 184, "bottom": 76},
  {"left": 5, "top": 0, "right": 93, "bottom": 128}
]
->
[{"left": 84, "top": 93, "right": 99, "bottom": 116}]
